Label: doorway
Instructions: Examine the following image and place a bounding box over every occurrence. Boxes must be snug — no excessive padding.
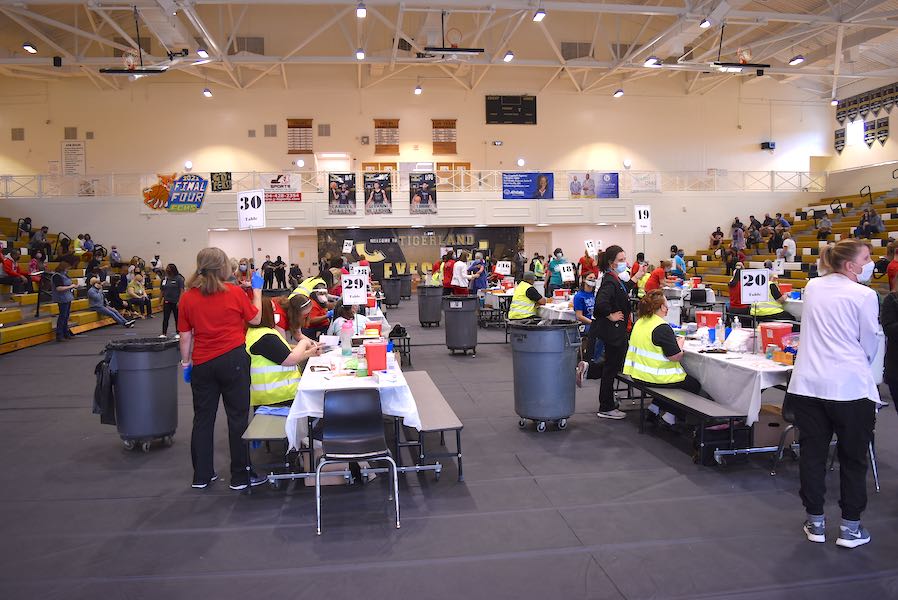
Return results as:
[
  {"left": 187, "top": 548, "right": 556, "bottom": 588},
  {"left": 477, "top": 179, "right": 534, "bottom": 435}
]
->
[{"left": 289, "top": 234, "right": 318, "bottom": 279}]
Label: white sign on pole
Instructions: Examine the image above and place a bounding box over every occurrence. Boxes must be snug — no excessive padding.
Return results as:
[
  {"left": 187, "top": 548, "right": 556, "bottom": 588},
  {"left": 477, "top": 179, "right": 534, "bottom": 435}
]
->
[
  {"left": 585, "top": 240, "right": 597, "bottom": 257},
  {"left": 350, "top": 263, "right": 371, "bottom": 279},
  {"left": 495, "top": 260, "right": 512, "bottom": 275},
  {"left": 740, "top": 269, "right": 769, "bottom": 304},
  {"left": 634, "top": 205, "right": 652, "bottom": 234},
  {"left": 237, "top": 189, "right": 265, "bottom": 230},
  {"left": 342, "top": 240, "right": 354, "bottom": 253},
  {"left": 341, "top": 273, "right": 369, "bottom": 305},
  {"left": 559, "top": 262, "right": 576, "bottom": 283}
]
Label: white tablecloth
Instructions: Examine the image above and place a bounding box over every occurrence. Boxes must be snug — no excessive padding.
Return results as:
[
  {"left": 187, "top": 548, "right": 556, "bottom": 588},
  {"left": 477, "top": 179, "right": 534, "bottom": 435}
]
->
[
  {"left": 681, "top": 341, "right": 792, "bottom": 426},
  {"left": 285, "top": 350, "right": 421, "bottom": 450},
  {"left": 539, "top": 303, "right": 577, "bottom": 321}
]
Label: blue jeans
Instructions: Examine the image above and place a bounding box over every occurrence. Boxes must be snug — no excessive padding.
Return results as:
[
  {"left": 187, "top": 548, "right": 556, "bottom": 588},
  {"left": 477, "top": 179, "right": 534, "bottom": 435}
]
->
[
  {"left": 94, "top": 305, "right": 127, "bottom": 325},
  {"left": 56, "top": 301, "right": 72, "bottom": 339}
]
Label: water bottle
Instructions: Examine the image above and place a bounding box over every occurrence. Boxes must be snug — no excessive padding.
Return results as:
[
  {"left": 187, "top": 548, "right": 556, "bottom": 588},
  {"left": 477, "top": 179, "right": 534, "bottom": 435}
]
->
[
  {"left": 732, "top": 316, "right": 742, "bottom": 330},
  {"left": 340, "top": 320, "right": 353, "bottom": 356},
  {"left": 715, "top": 321, "right": 725, "bottom": 348}
]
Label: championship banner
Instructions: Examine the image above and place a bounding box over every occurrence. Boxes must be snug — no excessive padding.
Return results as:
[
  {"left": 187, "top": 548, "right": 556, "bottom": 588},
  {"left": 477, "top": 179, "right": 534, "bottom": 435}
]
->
[
  {"left": 317, "top": 226, "right": 523, "bottom": 282},
  {"left": 872, "top": 89, "right": 883, "bottom": 117},
  {"left": 859, "top": 93, "right": 872, "bottom": 120},
  {"left": 410, "top": 172, "right": 437, "bottom": 214},
  {"left": 328, "top": 173, "right": 357, "bottom": 215},
  {"left": 567, "top": 172, "right": 593, "bottom": 198},
  {"left": 142, "top": 173, "right": 208, "bottom": 213},
  {"left": 364, "top": 172, "right": 393, "bottom": 215},
  {"left": 502, "top": 172, "right": 554, "bottom": 199},
  {"left": 864, "top": 120, "right": 877, "bottom": 148},
  {"left": 877, "top": 117, "right": 890, "bottom": 146},
  {"left": 263, "top": 173, "right": 301, "bottom": 202},
  {"left": 847, "top": 97, "right": 860, "bottom": 123},
  {"left": 836, "top": 102, "right": 847, "bottom": 125},
  {"left": 884, "top": 84, "right": 896, "bottom": 113},
  {"left": 596, "top": 172, "right": 620, "bottom": 199},
  {"left": 834, "top": 128, "right": 846, "bottom": 154}
]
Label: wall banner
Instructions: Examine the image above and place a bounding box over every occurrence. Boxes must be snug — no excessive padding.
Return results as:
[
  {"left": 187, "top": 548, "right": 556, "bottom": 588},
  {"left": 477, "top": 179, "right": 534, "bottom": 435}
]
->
[
  {"left": 142, "top": 173, "right": 208, "bottom": 213},
  {"left": 502, "top": 172, "right": 554, "bottom": 199},
  {"left": 328, "top": 173, "right": 357, "bottom": 215},
  {"left": 877, "top": 117, "right": 890, "bottom": 146},
  {"left": 596, "top": 172, "right": 620, "bottom": 199},
  {"left": 364, "top": 172, "right": 393, "bottom": 215},
  {"left": 263, "top": 173, "right": 301, "bottom": 202},
  {"left": 567, "top": 172, "right": 593, "bottom": 198},
  {"left": 210, "top": 172, "right": 232, "bottom": 192},
  {"left": 864, "top": 120, "right": 877, "bottom": 148},
  {"left": 410, "top": 172, "right": 437, "bottom": 214},
  {"left": 834, "top": 128, "right": 846, "bottom": 154}
]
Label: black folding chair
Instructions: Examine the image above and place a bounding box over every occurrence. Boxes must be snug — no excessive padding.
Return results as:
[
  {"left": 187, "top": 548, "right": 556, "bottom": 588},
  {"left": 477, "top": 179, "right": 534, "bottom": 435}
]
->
[
  {"left": 686, "top": 288, "right": 713, "bottom": 321},
  {"left": 314, "top": 388, "right": 400, "bottom": 535}
]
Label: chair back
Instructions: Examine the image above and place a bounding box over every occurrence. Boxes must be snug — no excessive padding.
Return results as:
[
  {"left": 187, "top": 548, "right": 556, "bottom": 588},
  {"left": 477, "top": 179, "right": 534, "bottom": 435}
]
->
[
  {"left": 781, "top": 392, "right": 796, "bottom": 424},
  {"left": 689, "top": 288, "right": 710, "bottom": 304},
  {"left": 321, "top": 388, "right": 388, "bottom": 457}
]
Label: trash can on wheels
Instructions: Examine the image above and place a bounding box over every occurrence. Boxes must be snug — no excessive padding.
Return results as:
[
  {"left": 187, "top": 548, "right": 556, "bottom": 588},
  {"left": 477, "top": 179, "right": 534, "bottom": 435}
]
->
[
  {"left": 106, "top": 337, "right": 180, "bottom": 452},
  {"left": 382, "top": 277, "right": 401, "bottom": 307},
  {"left": 442, "top": 295, "right": 479, "bottom": 355},
  {"left": 397, "top": 274, "right": 412, "bottom": 299},
  {"left": 509, "top": 321, "right": 580, "bottom": 432},
  {"left": 418, "top": 284, "right": 443, "bottom": 327}
]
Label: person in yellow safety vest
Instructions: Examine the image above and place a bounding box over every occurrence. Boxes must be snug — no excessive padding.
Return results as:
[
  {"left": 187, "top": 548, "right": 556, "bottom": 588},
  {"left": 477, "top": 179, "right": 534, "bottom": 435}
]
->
[
  {"left": 623, "top": 290, "right": 702, "bottom": 393},
  {"left": 749, "top": 272, "right": 796, "bottom": 321},
  {"left": 431, "top": 260, "right": 443, "bottom": 285},
  {"left": 508, "top": 272, "right": 547, "bottom": 322},
  {"left": 245, "top": 299, "right": 322, "bottom": 406},
  {"left": 290, "top": 276, "right": 327, "bottom": 299},
  {"left": 637, "top": 264, "right": 653, "bottom": 298}
]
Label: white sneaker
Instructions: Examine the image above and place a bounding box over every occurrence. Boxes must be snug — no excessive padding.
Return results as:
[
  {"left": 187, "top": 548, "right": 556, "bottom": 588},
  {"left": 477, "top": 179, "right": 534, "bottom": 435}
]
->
[
  {"left": 836, "top": 525, "right": 871, "bottom": 549},
  {"left": 576, "top": 361, "right": 588, "bottom": 388},
  {"left": 597, "top": 409, "right": 627, "bottom": 420}
]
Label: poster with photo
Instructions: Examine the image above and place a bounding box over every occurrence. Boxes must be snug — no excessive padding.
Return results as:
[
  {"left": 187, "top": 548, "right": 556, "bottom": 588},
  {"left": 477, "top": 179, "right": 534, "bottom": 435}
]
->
[
  {"left": 567, "top": 172, "right": 595, "bottom": 198},
  {"left": 364, "top": 172, "right": 393, "bottom": 215},
  {"left": 328, "top": 173, "right": 357, "bottom": 215},
  {"left": 501, "top": 172, "right": 554, "bottom": 199},
  {"left": 410, "top": 172, "right": 437, "bottom": 214},
  {"left": 596, "top": 172, "right": 620, "bottom": 198}
]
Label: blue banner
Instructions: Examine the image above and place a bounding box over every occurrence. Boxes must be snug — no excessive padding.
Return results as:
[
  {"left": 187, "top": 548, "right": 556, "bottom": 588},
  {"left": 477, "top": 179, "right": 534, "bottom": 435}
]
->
[
  {"left": 596, "top": 172, "right": 619, "bottom": 199},
  {"left": 502, "top": 172, "right": 554, "bottom": 200}
]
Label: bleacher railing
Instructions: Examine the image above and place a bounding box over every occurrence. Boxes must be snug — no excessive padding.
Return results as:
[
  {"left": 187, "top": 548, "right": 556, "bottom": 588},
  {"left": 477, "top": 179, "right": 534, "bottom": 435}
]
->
[{"left": 0, "top": 169, "right": 827, "bottom": 199}]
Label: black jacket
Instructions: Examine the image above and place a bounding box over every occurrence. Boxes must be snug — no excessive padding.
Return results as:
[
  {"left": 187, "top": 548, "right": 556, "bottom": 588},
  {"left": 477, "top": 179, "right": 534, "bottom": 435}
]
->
[
  {"left": 881, "top": 292, "right": 898, "bottom": 384},
  {"left": 592, "top": 271, "right": 635, "bottom": 347}
]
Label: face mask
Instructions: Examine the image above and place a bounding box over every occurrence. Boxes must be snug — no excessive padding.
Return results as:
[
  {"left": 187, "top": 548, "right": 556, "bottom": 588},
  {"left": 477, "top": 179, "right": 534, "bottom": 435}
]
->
[
  {"left": 615, "top": 262, "right": 628, "bottom": 273},
  {"left": 239, "top": 265, "right": 248, "bottom": 272},
  {"left": 857, "top": 261, "right": 874, "bottom": 283},
  {"left": 555, "top": 253, "right": 563, "bottom": 259},
  {"left": 585, "top": 279, "right": 596, "bottom": 287}
]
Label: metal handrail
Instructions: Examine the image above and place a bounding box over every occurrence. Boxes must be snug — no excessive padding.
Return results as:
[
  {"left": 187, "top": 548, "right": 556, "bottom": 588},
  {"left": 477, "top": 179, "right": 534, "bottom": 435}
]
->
[
  {"left": 893, "top": 168, "right": 898, "bottom": 180},
  {"left": 829, "top": 197, "right": 845, "bottom": 218},
  {"left": 860, "top": 185, "right": 873, "bottom": 206}
]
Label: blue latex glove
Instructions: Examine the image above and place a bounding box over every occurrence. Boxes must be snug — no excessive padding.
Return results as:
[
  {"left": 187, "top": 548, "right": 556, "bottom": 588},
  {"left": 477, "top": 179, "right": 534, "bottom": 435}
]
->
[
  {"left": 251, "top": 270, "right": 264, "bottom": 290},
  {"left": 326, "top": 309, "right": 334, "bottom": 319},
  {"left": 182, "top": 364, "right": 192, "bottom": 383}
]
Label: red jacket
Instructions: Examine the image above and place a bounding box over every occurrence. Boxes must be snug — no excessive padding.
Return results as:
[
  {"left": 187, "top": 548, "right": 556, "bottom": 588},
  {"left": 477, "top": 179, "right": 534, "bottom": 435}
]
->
[
  {"left": 1, "top": 255, "right": 26, "bottom": 278},
  {"left": 442, "top": 259, "right": 456, "bottom": 288}
]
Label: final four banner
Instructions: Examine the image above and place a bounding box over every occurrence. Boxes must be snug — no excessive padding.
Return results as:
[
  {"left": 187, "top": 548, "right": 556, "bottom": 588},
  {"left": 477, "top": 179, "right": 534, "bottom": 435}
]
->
[
  {"left": 363, "top": 172, "right": 393, "bottom": 215},
  {"left": 409, "top": 172, "right": 437, "bottom": 214},
  {"left": 328, "top": 173, "right": 357, "bottom": 215},
  {"left": 502, "top": 172, "right": 554, "bottom": 199}
]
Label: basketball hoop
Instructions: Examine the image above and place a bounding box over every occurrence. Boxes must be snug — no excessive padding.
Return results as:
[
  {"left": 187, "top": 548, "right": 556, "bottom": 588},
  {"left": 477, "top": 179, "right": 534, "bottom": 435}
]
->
[
  {"left": 446, "top": 28, "right": 462, "bottom": 49},
  {"left": 737, "top": 48, "right": 752, "bottom": 64},
  {"left": 123, "top": 48, "right": 139, "bottom": 71}
]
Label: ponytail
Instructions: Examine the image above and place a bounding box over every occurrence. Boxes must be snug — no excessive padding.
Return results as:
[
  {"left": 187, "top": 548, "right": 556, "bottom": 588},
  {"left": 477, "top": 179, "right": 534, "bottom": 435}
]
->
[{"left": 818, "top": 239, "right": 869, "bottom": 276}]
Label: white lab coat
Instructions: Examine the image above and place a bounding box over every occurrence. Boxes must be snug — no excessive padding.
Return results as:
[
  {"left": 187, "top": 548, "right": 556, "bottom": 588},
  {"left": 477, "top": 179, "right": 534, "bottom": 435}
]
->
[{"left": 451, "top": 260, "right": 471, "bottom": 288}]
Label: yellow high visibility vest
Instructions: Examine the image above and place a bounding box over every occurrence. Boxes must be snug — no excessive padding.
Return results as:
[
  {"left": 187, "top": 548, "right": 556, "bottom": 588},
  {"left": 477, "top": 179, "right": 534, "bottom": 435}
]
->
[
  {"left": 431, "top": 262, "right": 443, "bottom": 285},
  {"left": 623, "top": 314, "right": 686, "bottom": 385},
  {"left": 750, "top": 284, "right": 785, "bottom": 317},
  {"left": 509, "top": 281, "right": 538, "bottom": 320},
  {"left": 533, "top": 260, "right": 545, "bottom": 278},
  {"left": 637, "top": 273, "right": 650, "bottom": 298},
  {"left": 289, "top": 276, "right": 326, "bottom": 299},
  {"left": 245, "top": 326, "right": 301, "bottom": 406}
]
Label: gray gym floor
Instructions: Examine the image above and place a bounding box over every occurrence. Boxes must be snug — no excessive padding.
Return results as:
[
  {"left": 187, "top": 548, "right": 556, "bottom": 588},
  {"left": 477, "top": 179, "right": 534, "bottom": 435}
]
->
[{"left": 2, "top": 299, "right": 897, "bottom": 599}]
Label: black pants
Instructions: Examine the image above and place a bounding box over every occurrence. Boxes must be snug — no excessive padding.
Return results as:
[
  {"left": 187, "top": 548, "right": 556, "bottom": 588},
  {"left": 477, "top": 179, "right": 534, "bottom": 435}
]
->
[
  {"left": 646, "top": 373, "right": 702, "bottom": 395},
  {"left": 264, "top": 271, "right": 274, "bottom": 289},
  {"left": 442, "top": 287, "right": 453, "bottom": 296},
  {"left": 791, "top": 394, "right": 875, "bottom": 521},
  {"left": 598, "top": 342, "right": 627, "bottom": 412},
  {"left": 189, "top": 346, "right": 252, "bottom": 485},
  {"left": 0, "top": 276, "right": 31, "bottom": 294},
  {"left": 275, "top": 270, "right": 287, "bottom": 288},
  {"left": 753, "top": 310, "right": 796, "bottom": 322},
  {"left": 130, "top": 296, "right": 151, "bottom": 316},
  {"left": 162, "top": 301, "right": 178, "bottom": 335}
]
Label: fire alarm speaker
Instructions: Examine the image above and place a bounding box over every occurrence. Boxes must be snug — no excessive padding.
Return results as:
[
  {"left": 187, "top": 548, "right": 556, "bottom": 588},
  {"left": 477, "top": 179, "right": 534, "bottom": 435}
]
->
[{"left": 761, "top": 141, "right": 776, "bottom": 150}]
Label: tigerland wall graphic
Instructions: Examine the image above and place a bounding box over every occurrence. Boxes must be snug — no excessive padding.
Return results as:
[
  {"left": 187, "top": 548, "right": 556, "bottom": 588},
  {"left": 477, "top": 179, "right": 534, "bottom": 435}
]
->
[
  {"left": 317, "top": 227, "right": 523, "bottom": 281},
  {"left": 142, "top": 173, "right": 208, "bottom": 212}
]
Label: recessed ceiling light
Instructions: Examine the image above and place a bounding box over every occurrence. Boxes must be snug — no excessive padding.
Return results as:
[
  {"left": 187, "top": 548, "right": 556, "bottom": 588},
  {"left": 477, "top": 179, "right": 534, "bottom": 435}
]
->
[
  {"left": 475, "top": 224, "right": 487, "bottom": 227},
  {"left": 699, "top": 18, "right": 711, "bottom": 29},
  {"left": 280, "top": 227, "right": 296, "bottom": 230},
  {"left": 613, "top": 88, "right": 624, "bottom": 98},
  {"left": 212, "top": 227, "right": 229, "bottom": 232},
  {"left": 411, "top": 224, "right": 424, "bottom": 228},
  {"left": 356, "top": 2, "right": 366, "bottom": 18},
  {"left": 532, "top": 8, "right": 546, "bottom": 22},
  {"left": 202, "top": 87, "right": 212, "bottom": 97},
  {"left": 788, "top": 54, "right": 805, "bottom": 66},
  {"left": 597, "top": 222, "right": 608, "bottom": 226},
  {"left": 536, "top": 223, "right": 549, "bottom": 227},
  {"left": 347, "top": 225, "right": 360, "bottom": 229},
  {"left": 503, "top": 50, "right": 514, "bottom": 62},
  {"left": 196, "top": 48, "right": 209, "bottom": 59},
  {"left": 355, "top": 48, "right": 365, "bottom": 60},
  {"left": 517, "top": 158, "right": 525, "bottom": 167},
  {"left": 414, "top": 84, "right": 422, "bottom": 95},
  {"left": 23, "top": 42, "right": 37, "bottom": 54}
]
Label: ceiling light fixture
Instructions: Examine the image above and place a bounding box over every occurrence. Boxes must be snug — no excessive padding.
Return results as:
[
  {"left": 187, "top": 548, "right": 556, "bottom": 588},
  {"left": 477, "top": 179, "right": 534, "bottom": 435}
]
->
[
  {"left": 212, "top": 228, "right": 229, "bottom": 232},
  {"left": 184, "top": 160, "right": 193, "bottom": 171},
  {"left": 644, "top": 55, "right": 662, "bottom": 68},
  {"left": 699, "top": 18, "right": 711, "bottom": 29},
  {"left": 613, "top": 88, "right": 624, "bottom": 98},
  {"left": 202, "top": 87, "right": 212, "bottom": 97},
  {"left": 503, "top": 50, "right": 514, "bottom": 62},
  {"left": 23, "top": 42, "right": 37, "bottom": 54},
  {"left": 355, "top": 48, "right": 365, "bottom": 60},
  {"left": 280, "top": 227, "right": 296, "bottom": 230},
  {"left": 831, "top": 98, "right": 839, "bottom": 106},
  {"left": 516, "top": 158, "right": 525, "bottom": 167},
  {"left": 788, "top": 54, "right": 805, "bottom": 66},
  {"left": 347, "top": 225, "right": 360, "bottom": 229},
  {"left": 414, "top": 84, "right": 423, "bottom": 95},
  {"left": 532, "top": 8, "right": 546, "bottom": 22},
  {"left": 536, "top": 223, "right": 549, "bottom": 227},
  {"left": 295, "top": 159, "right": 305, "bottom": 168},
  {"left": 196, "top": 48, "right": 209, "bottom": 59},
  {"left": 356, "top": 2, "right": 366, "bottom": 18}
]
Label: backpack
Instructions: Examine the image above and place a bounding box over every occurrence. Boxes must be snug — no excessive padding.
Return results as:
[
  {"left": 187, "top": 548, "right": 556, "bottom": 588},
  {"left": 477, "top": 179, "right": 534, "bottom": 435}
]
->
[
  {"left": 389, "top": 324, "right": 407, "bottom": 338},
  {"left": 93, "top": 353, "right": 117, "bottom": 426}
]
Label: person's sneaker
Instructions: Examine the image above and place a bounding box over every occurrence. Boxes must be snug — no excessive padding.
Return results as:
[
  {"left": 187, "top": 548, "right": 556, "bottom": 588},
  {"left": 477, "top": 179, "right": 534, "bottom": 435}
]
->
[
  {"left": 191, "top": 473, "right": 219, "bottom": 489},
  {"left": 576, "top": 361, "right": 588, "bottom": 388},
  {"left": 124, "top": 319, "right": 136, "bottom": 328},
  {"left": 597, "top": 409, "right": 627, "bottom": 420},
  {"left": 836, "top": 525, "right": 871, "bottom": 549},
  {"left": 229, "top": 473, "right": 268, "bottom": 491},
  {"left": 803, "top": 520, "right": 826, "bottom": 543}
]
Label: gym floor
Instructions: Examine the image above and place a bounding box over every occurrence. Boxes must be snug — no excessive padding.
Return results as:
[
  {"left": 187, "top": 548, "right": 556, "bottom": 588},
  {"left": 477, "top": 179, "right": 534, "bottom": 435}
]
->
[{"left": 2, "top": 300, "right": 897, "bottom": 599}]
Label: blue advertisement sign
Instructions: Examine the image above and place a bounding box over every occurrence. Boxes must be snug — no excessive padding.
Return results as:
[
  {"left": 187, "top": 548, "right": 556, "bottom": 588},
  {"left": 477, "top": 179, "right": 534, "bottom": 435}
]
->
[
  {"left": 596, "top": 172, "right": 619, "bottom": 199},
  {"left": 167, "top": 174, "right": 208, "bottom": 212},
  {"left": 502, "top": 172, "right": 554, "bottom": 200}
]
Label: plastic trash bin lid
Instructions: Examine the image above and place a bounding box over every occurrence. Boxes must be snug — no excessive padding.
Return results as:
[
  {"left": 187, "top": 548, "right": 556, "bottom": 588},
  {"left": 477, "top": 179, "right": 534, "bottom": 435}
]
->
[
  {"left": 508, "top": 319, "right": 579, "bottom": 329},
  {"left": 106, "top": 337, "right": 180, "bottom": 352},
  {"left": 444, "top": 294, "right": 478, "bottom": 300}
]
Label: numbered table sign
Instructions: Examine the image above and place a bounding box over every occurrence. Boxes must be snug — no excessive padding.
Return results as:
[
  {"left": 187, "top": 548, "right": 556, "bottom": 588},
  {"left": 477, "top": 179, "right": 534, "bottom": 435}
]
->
[
  {"left": 559, "top": 262, "right": 576, "bottom": 283},
  {"left": 634, "top": 205, "right": 652, "bottom": 234},
  {"left": 342, "top": 240, "right": 354, "bottom": 253},
  {"left": 495, "top": 260, "right": 512, "bottom": 276},
  {"left": 341, "top": 273, "right": 369, "bottom": 305},
  {"left": 349, "top": 264, "right": 371, "bottom": 279},
  {"left": 585, "top": 240, "right": 597, "bottom": 257},
  {"left": 237, "top": 189, "right": 265, "bottom": 230},
  {"left": 773, "top": 259, "right": 786, "bottom": 276},
  {"left": 740, "top": 269, "right": 769, "bottom": 304}
]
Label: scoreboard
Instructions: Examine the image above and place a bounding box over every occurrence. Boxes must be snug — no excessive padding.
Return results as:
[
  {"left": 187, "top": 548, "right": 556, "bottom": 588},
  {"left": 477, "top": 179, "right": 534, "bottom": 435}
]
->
[{"left": 485, "top": 95, "right": 537, "bottom": 125}]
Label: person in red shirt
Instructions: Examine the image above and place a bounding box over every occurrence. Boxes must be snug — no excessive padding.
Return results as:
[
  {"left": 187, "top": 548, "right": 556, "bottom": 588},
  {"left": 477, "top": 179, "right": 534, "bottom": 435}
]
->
[
  {"left": 178, "top": 247, "right": 264, "bottom": 491},
  {"left": 441, "top": 252, "right": 456, "bottom": 296},
  {"left": 886, "top": 241, "right": 898, "bottom": 292},
  {"left": 630, "top": 252, "right": 645, "bottom": 280},
  {"left": 0, "top": 249, "right": 32, "bottom": 293},
  {"left": 302, "top": 282, "right": 332, "bottom": 340},
  {"left": 578, "top": 250, "right": 599, "bottom": 282},
  {"left": 644, "top": 260, "right": 675, "bottom": 292},
  {"left": 727, "top": 263, "right": 750, "bottom": 316}
]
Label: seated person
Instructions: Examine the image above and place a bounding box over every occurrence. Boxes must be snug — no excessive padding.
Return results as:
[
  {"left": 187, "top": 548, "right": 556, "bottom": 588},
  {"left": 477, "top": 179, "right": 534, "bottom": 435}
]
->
[
  {"left": 87, "top": 277, "right": 135, "bottom": 328},
  {"left": 109, "top": 245, "right": 123, "bottom": 268},
  {"left": 750, "top": 274, "right": 796, "bottom": 322},
  {"left": 73, "top": 234, "right": 85, "bottom": 257},
  {"left": 644, "top": 260, "right": 676, "bottom": 292},
  {"left": 775, "top": 212, "right": 791, "bottom": 231},
  {"left": 573, "top": 274, "right": 597, "bottom": 336},
  {"left": 709, "top": 227, "right": 724, "bottom": 252},
  {"left": 623, "top": 290, "right": 701, "bottom": 394},
  {"left": 508, "top": 271, "right": 546, "bottom": 323},
  {"left": 865, "top": 209, "right": 885, "bottom": 238},
  {"left": 727, "top": 263, "right": 750, "bottom": 316},
  {"left": 326, "top": 300, "right": 384, "bottom": 336},
  {"left": 670, "top": 250, "right": 687, "bottom": 279},
  {"left": 299, "top": 282, "right": 332, "bottom": 340},
  {"left": 29, "top": 225, "right": 52, "bottom": 259},
  {"left": 778, "top": 232, "right": 796, "bottom": 262},
  {"left": 817, "top": 215, "right": 832, "bottom": 240},
  {"left": 0, "top": 249, "right": 32, "bottom": 294},
  {"left": 126, "top": 272, "right": 152, "bottom": 318},
  {"left": 746, "top": 226, "right": 762, "bottom": 249},
  {"left": 761, "top": 213, "right": 776, "bottom": 237},
  {"left": 749, "top": 215, "right": 762, "bottom": 231}
]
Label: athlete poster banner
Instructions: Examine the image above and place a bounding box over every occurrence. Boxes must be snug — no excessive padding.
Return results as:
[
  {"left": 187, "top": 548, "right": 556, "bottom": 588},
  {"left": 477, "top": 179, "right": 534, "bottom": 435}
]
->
[
  {"left": 410, "top": 172, "right": 437, "bottom": 214},
  {"left": 363, "top": 172, "right": 393, "bottom": 215},
  {"left": 502, "top": 172, "right": 554, "bottom": 199},
  {"left": 263, "top": 173, "right": 301, "bottom": 202},
  {"left": 567, "top": 172, "right": 595, "bottom": 198},
  {"left": 328, "top": 173, "right": 357, "bottom": 215}
]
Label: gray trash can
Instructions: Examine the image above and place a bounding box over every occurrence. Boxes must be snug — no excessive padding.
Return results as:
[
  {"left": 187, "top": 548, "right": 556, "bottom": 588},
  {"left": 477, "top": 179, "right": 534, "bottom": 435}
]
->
[
  {"left": 442, "top": 295, "right": 479, "bottom": 354},
  {"left": 397, "top": 274, "right": 412, "bottom": 299},
  {"left": 381, "top": 277, "right": 401, "bottom": 307},
  {"left": 106, "top": 337, "right": 180, "bottom": 452},
  {"left": 509, "top": 321, "right": 580, "bottom": 432},
  {"left": 418, "top": 284, "right": 443, "bottom": 327}
]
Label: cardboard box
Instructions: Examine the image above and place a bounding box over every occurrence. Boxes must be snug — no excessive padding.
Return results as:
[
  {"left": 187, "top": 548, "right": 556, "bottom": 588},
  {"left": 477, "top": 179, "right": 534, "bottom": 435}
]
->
[{"left": 754, "top": 404, "right": 796, "bottom": 449}]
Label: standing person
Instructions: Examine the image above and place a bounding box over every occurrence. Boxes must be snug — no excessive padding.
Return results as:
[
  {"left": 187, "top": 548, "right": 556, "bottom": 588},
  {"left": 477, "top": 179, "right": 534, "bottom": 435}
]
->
[
  {"left": 546, "top": 248, "right": 568, "bottom": 296},
  {"left": 87, "top": 277, "right": 134, "bottom": 328},
  {"left": 787, "top": 239, "right": 879, "bottom": 549},
  {"left": 732, "top": 225, "right": 745, "bottom": 253},
  {"left": 288, "top": 263, "right": 303, "bottom": 289},
  {"left": 779, "top": 232, "right": 797, "bottom": 262},
  {"left": 178, "top": 247, "right": 265, "bottom": 491},
  {"left": 768, "top": 228, "right": 784, "bottom": 255},
  {"left": 578, "top": 250, "right": 598, "bottom": 286},
  {"left": 161, "top": 264, "right": 185, "bottom": 337},
  {"left": 273, "top": 255, "right": 287, "bottom": 289},
  {"left": 50, "top": 261, "right": 77, "bottom": 342},
  {"left": 727, "top": 263, "right": 750, "bottom": 318},
  {"left": 880, "top": 279, "right": 898, "bottom": 418},
  {"left": 590, "top": 245, "right": 643, "bottom": 420},
  {"left": 127, "top": 272, "right": 153, "bottom": 319},
  {"left": 574, "top": 273, "right": 598, "bottom": 386},
  {"left": 886, "top": 241, "right": 898, "bottom": 291},
  {"left": 643, "top": 260, "right": 675, "bottom": 292},
  {"left": 532, "top": 254, "right": 545, "bottom": 280},
  {"left": 261, "top": 255, "right": 275, "bottom": 290},
  {"left": 451, "top": 251, "right": 473, "bottom": 295},
  {"left": 441, "top": 252, "right": 456, "bottom": 296},
  {"left": 670, "top": 249, "right": 687, "bottom": 279},
  {"left": 629, "top": 252, "right": 645, "bottom": 280},
  {"left": 468, "top": 252, "right": 488, "bottom": 295}
]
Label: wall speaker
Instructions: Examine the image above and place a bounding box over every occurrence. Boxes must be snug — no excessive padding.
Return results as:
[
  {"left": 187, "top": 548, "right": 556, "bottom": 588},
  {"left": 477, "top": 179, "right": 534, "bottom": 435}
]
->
[
  {"left": 52, "top": 56, "right": 62, "bottom": 67},
  {"left": 761, "top": 141, "right": 776, "bottom": 150}
]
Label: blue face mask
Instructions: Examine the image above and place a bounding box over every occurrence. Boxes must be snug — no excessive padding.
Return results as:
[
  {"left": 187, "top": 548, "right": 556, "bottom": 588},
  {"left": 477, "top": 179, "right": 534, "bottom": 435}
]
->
[{"left": 615, "top": 262, "right": 628, "bottom": 273}]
